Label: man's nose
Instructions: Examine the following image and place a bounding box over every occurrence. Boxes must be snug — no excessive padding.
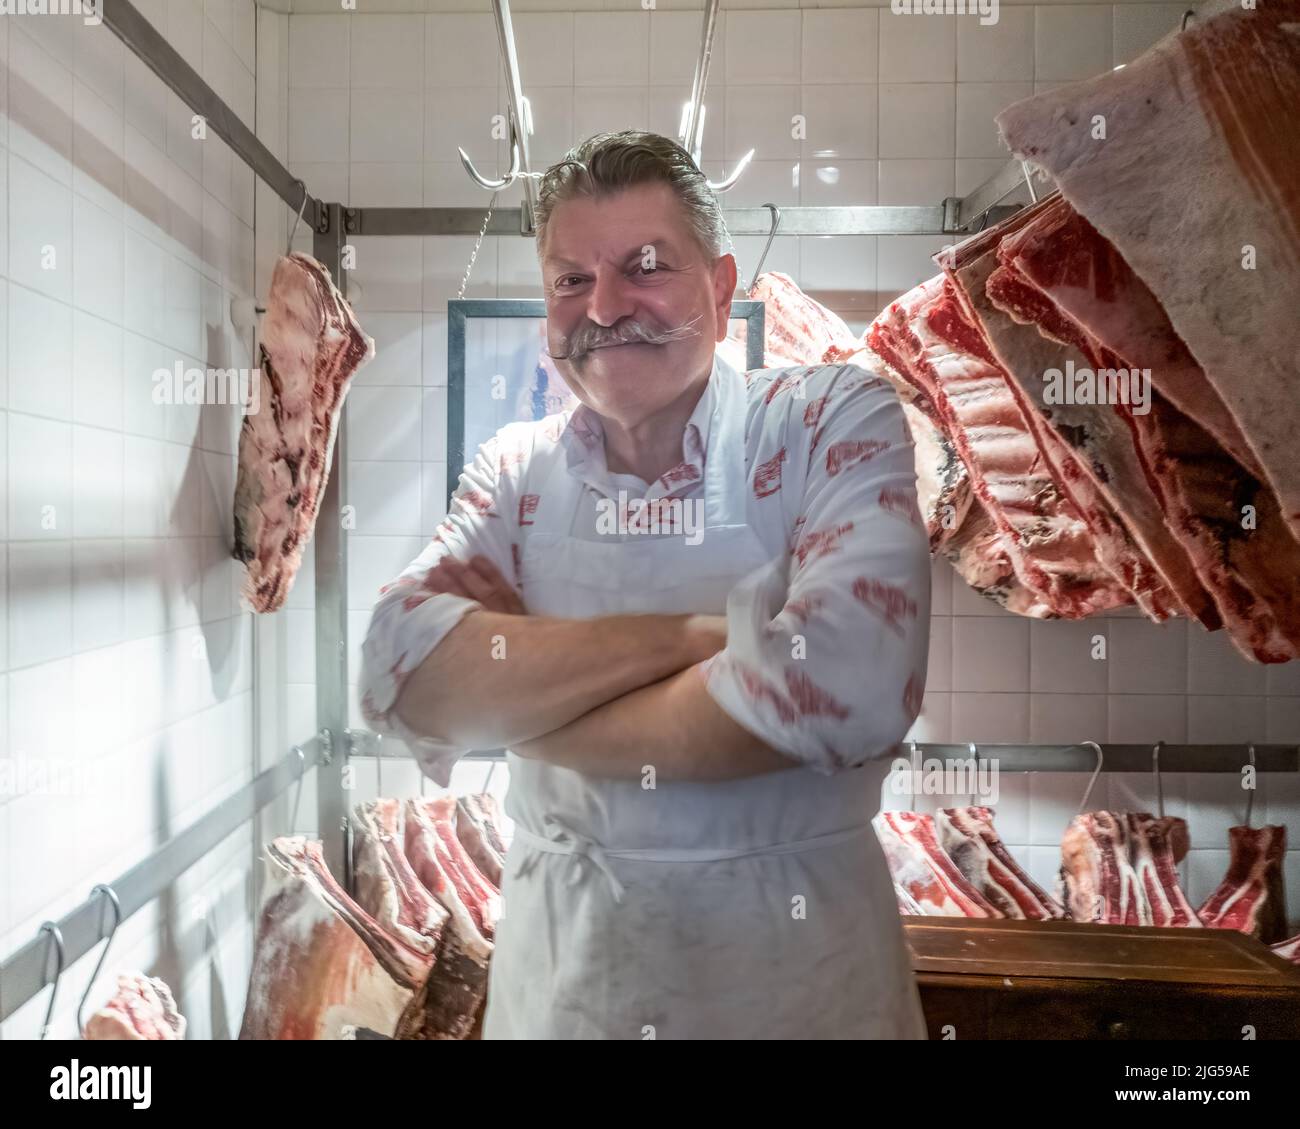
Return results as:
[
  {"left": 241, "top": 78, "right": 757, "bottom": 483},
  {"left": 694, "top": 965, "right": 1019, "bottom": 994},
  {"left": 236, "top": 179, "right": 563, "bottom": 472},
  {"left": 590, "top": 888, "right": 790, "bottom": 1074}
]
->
[{"left": 585, "top": 267, "right": 637, "bottom": 328}]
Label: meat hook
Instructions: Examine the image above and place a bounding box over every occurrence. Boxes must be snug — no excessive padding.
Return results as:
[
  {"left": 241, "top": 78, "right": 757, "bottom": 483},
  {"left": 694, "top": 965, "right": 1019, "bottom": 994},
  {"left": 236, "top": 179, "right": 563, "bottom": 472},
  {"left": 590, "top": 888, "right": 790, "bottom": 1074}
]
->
[
  {"left": 967, "top": 742, "right": 980, "bottom": 808},
  {"left": 37, "top": 922, "right": 65, "bottom": 1040},
  {"left": 748, "top": 203, "right": 782, "bottom": 297},
  {"left": 1076, "top": 741, "right": 1104, "bottom": 815},
  {"left": 286, "top": 179, "right": 308, "bottom": 256},
  {"left": 289, "top": 744, "right": 307, "bottom": 832},
  {"left": 76, "top": 885, "right": 123, "bottom": 1036},
  {"left": 1152, "top": 740, "right": 1164, "bottom": 817}
]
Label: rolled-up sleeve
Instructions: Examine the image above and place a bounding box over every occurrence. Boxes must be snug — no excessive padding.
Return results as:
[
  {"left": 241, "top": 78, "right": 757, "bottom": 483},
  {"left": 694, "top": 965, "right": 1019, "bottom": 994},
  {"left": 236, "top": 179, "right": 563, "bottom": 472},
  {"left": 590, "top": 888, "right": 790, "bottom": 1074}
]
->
[
  {"left": 358, "top": 434, "right": 515, "bottom": 784},
  {"left": 705, "top": 370, "right": 932, "bottom": 773}
]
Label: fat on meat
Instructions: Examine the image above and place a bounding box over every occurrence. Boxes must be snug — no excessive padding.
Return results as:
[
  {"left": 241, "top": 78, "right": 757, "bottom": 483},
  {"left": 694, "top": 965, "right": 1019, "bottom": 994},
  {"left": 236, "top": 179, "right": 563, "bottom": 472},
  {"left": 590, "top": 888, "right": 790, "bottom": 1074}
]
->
[
  {"left": 83, "top": 973, "right": 186, "bottom": 1040},
  {"left": 995, "top": 195, "right": 1265, "bottom": 481}
]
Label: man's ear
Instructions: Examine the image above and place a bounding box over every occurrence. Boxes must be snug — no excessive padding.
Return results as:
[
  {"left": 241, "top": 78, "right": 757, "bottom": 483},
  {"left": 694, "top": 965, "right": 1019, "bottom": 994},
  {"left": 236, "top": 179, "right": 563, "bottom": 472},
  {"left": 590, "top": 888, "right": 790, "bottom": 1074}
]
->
[{"left": 712, "top": 252, "right": 739, "bottom": 343}]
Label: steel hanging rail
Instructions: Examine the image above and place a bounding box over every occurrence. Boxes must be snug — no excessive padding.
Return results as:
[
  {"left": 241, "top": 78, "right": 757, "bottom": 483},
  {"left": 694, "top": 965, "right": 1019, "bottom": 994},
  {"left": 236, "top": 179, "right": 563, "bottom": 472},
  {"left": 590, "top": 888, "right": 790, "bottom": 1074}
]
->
[
  {"left": 102, "top": 0, "right": 326, "bottom": 231},
  {"left": 344, "top": 194, "right": 1027, "bottom": 239},
  {"left": 346, "top": 733, "right": 1300, "bottom": 775}
]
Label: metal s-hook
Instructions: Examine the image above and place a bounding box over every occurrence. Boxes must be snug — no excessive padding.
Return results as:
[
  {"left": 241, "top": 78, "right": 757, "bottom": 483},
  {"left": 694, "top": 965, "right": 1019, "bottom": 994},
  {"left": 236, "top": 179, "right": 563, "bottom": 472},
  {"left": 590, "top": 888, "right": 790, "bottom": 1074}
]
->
[
  {"left": 706, "top": 148, "right": 755, "bottom": 195},
  {"left": 967, "top": 742, "right": 980, "bottom": 808},
  {"left": 289, "top": 744, "right": 307, "bottom": 832},
  {"left": 1245, "top": 743, "right": 1257, "bottom": 828},
  {"left": 1181, "top": 9, "right": 1194, "bottom": 31},
  {"left": 76, "top": 885, "right": 123, "bottom": 1036},
  {"left": 1152, "top": 740, "right": 1165, "bottom": 817},
  {"left": 37, "top": 922, "right": 66, "bottom": 1040},
  {"left": 748, "top": 203, "right": 782, "bottom": 296},
  {"left": 286, "top": 179, "right": 308, "bottom": 256},
  {"left": 458, "top": 136, "right": 522, "bottom": 192},
  {"left": 1077, "top": 741, "right": 1104, "bottom": 815}
]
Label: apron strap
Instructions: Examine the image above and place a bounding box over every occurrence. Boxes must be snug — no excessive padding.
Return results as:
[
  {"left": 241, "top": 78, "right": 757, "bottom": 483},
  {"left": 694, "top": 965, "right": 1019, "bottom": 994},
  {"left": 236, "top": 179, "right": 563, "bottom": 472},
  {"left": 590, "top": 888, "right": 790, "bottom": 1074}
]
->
[
  {"left": 513, "top": 816, "right": 628, "bottom": 904},
  {"left": 512, "top": 819, "right": 873, "bottom": 903}
]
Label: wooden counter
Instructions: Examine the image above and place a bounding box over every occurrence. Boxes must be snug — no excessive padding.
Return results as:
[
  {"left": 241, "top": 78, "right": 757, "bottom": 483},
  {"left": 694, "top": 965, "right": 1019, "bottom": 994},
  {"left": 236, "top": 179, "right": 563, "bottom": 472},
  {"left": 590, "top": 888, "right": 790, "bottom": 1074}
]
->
[{"left": 904, "top": 916, "right": 1300, "bottom": 1040}]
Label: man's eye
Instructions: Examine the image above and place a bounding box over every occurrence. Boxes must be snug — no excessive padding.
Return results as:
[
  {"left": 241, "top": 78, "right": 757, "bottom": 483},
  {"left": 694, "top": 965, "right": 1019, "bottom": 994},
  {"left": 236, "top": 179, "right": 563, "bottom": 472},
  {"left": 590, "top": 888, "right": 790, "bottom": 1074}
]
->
[
  {"left": 637, "top": 262, "right": 663, "bottom": 276},
  {"left": 555, "top": 275, "right": 583, "bottom": 289}
]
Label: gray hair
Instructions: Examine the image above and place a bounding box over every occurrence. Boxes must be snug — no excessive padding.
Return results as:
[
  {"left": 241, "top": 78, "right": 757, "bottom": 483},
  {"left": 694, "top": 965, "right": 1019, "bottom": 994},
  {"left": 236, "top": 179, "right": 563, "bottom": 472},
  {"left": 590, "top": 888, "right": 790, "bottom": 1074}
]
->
[{"left": 534, "top": 130, "right": 726, "bottom": 261}]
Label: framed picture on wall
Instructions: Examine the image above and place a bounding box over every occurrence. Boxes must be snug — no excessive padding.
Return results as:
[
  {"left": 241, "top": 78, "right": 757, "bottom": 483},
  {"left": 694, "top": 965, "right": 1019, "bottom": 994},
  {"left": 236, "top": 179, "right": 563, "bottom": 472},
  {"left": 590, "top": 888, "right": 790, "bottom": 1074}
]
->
[{"left": 445, "top": 299, "right": 767, "bottom": 508}]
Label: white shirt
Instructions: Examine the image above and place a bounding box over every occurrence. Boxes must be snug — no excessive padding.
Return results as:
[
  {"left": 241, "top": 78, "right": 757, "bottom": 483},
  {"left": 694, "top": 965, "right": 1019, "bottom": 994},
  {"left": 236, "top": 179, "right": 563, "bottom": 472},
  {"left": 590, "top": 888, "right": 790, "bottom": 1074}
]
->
[{"left": 358, "top": 354, "right": 931, "bottom": 785}]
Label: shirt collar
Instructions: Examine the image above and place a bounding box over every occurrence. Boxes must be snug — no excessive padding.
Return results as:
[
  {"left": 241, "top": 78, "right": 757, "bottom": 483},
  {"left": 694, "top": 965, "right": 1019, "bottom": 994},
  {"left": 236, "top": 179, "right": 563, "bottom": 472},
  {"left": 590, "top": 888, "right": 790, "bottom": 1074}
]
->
[{"left": 561, "top": 352, "right": 724, "bottom": 500}]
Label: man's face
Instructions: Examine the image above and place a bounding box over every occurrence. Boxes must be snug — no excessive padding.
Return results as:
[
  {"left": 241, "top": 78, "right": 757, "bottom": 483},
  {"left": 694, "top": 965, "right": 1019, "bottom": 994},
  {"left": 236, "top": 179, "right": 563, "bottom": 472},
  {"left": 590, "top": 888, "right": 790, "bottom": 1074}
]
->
[{"left": 540, "top": 181, "right": 737, "bottom": 427}]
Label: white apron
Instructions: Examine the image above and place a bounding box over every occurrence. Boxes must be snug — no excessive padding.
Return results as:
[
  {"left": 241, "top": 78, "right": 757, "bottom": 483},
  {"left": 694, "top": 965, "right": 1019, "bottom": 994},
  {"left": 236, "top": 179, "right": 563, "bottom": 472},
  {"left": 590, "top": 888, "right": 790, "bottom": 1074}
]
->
[{"left": 482, "top": 362, "right": 927, "bottom": 1040}]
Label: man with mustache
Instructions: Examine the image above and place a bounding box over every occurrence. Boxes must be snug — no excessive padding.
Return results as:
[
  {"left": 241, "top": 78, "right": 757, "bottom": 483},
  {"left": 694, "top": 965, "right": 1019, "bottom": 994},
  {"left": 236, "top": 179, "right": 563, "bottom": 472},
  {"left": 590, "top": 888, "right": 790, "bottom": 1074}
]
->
[{"left": 359, "top": 131, "right": 931, "bottom": 1039}]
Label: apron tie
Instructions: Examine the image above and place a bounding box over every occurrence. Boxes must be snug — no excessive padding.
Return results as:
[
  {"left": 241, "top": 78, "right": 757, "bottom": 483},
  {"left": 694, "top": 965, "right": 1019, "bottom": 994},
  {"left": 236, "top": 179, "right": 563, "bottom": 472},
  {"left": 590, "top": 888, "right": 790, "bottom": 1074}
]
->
[{"left": 514, "top": 815, "right": 627, "bottom": 904}]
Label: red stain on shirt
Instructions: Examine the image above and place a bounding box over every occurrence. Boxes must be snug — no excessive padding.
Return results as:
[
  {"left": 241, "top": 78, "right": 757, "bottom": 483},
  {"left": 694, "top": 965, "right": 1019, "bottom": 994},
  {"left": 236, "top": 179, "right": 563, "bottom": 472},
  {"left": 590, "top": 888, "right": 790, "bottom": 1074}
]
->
[
  {"left": 462, "top": 489, "right": 496, "bottom": 515},
  {"left": 803, "top": 396, "right": 828, "bottom": 430},
  {"left": 851, "top": 577, "right": 918, "bottom": 636},
  {"left": 826, "top": 439, "right": 890, "bottom": 476},
  {"left": 784, "top": 668, "right": 850, "bottom": 720},
  {"left": 794, "top": 522, "right": 854, "bottom": 569},
  {"left": 753, "top": 446, "right": 787, "bottom": 498}
]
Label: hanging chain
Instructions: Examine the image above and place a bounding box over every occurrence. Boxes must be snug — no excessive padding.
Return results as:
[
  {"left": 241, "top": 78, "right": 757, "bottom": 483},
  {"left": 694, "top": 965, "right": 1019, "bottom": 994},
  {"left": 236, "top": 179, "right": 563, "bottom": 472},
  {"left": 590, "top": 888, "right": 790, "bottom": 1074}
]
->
[{"left": 458, "top": 189, "right": 501, "bottom": 300}]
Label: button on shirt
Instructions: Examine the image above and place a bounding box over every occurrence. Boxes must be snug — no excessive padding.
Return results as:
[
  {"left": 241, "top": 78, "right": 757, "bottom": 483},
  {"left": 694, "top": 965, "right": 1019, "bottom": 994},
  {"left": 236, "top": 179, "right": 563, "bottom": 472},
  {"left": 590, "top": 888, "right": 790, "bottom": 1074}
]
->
[{"left": 358, "top": 355, "right": 931, "bottom": 785}]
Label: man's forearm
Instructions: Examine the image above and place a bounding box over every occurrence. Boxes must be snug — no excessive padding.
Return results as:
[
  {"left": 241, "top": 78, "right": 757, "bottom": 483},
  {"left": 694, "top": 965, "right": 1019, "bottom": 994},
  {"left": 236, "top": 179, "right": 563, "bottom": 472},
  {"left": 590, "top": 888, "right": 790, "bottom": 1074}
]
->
[
  {"left": 513, "top": 665, "right": 796, "bottom": 782},
  {"left": 392, "top": 610, "right": 724, "bottom": 750}
]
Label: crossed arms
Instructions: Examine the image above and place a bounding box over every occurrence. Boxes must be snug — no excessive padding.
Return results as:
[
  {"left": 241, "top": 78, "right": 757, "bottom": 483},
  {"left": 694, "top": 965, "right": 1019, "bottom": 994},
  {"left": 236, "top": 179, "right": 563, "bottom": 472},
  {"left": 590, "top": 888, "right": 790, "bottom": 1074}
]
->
[{"left": 390, "top": 555, "right": 794, "bottom": 782}]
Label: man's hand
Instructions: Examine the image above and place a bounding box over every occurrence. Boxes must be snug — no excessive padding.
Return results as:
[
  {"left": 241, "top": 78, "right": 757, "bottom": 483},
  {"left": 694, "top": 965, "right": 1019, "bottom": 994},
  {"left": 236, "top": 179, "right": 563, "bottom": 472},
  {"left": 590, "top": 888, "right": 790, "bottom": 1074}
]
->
[{"left": 422, "top": 554, "right": 524, "bottom": 614}]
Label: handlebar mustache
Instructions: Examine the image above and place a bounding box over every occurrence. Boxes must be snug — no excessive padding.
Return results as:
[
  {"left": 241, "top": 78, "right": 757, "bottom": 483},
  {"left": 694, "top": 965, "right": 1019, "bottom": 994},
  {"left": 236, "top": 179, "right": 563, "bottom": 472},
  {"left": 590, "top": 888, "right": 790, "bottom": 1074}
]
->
[{"left": 547, "top": 315, "right": 704, "bottom": 361}]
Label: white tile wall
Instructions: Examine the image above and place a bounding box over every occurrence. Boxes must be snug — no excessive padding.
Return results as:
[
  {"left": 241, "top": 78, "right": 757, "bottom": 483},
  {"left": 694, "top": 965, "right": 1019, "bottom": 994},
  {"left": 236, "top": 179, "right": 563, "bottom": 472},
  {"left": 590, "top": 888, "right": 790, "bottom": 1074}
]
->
[{"left": 1, "top": 1, "right": 273, "bottom": 1040}]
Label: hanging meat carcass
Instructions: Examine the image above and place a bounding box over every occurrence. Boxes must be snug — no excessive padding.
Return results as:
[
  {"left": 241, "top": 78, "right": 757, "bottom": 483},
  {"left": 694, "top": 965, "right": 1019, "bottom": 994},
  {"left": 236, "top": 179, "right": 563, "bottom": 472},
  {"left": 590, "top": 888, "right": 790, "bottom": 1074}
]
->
[
  {"left": 1059, "top": 812, "right": 1201, "bottom": 927},
  {"left": 997, "top": 0, "right": 1300, "bottom": 546},
  {"left": 1197, "top": 825, "right": 1289, "bottom": 944},
  {"left": 240, "top": 836, "right": 430, "bottom": 1040},
  {"left": 868, "top": 271, "right": 1134, "bottom": 620},
  {"left": 83, "top": 973, "right": 186, "bottom": 1040},
  {"left": 233, "top": 252, "right": 375, "bottom": 613},
  {"left": 935, "top": 807, "right": 1065, "bottom": 920},
  {"left": 978, "top": 197, "right": 1300, "bottom": 662},
  {"left": 872, "top": 810, "right": 1000, "bottom": 918},
  {"left": 940, "top": 207, "right": 1220, "bottom": 632},
  {"left": 456, "top": 794, "right": 507, "bottom": 887},
  {"left": 352, "top": 799, "right": 494, "bottom": 1040}
]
